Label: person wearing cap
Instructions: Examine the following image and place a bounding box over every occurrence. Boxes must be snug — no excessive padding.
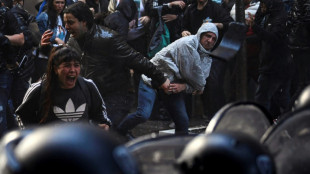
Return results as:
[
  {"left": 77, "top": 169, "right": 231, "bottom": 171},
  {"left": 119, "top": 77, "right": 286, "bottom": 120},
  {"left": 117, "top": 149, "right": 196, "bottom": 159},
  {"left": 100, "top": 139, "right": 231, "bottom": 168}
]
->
[{"left": 117, "top": 22, "right": 219, "bottom": 137}]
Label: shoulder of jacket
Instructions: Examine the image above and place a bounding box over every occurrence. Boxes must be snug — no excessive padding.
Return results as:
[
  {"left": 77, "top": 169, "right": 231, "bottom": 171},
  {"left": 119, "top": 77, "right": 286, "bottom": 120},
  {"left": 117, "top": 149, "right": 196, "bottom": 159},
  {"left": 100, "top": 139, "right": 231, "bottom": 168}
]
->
[
  {"left": 36, "top": 12, "right": 48, "bottom": 20},
  {"left": 22, "top": 81, "right": 42, "bottom": 101}
]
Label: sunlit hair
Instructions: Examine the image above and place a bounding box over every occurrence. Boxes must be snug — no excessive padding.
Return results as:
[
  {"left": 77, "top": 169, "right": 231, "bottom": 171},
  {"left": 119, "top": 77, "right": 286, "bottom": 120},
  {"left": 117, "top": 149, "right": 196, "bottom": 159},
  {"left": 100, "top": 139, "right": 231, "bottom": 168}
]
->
[{"left": 41, "top": 45, "right": 81, "bottom": 123}]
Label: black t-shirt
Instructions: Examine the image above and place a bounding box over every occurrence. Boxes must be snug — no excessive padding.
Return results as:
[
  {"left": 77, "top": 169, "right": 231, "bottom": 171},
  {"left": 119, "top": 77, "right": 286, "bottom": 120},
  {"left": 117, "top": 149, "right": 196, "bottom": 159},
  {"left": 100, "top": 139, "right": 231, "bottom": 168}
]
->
[{"left": 52, "top": 84, "right": 89, "bottom": 122}]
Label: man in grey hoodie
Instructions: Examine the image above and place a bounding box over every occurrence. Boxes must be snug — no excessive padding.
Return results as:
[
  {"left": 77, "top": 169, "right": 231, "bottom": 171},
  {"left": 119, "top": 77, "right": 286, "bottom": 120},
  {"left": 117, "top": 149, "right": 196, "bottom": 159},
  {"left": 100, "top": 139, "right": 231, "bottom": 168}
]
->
[{"left": 117, "top": 22, "right": 218, "bottom": 137}]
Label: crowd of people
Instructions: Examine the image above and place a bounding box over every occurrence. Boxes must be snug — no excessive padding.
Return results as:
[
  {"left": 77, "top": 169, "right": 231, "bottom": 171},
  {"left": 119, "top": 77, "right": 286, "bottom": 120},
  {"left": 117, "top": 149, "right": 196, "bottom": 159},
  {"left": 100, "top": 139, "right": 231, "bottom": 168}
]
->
[{"left": 0, "top": 0, "right": 309, "bottom": 142}]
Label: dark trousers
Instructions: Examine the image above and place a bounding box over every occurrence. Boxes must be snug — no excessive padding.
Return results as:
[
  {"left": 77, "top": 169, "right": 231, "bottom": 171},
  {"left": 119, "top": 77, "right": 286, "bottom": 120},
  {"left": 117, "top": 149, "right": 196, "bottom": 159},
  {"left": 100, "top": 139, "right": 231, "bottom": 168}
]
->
[
  {"left": 103, "top": 91, "right": 135, "bottom": 128},
  {"left": 255, "top": 73, "right": 291, "bottom": 119},
  {"left": 202, "top": 59, "right": 227, "bottom": 119}
]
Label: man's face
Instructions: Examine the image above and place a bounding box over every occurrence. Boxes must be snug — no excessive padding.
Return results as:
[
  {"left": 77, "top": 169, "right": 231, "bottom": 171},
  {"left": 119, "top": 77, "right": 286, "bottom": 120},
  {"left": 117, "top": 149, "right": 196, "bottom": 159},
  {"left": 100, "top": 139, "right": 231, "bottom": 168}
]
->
[
  {"left": 64, "top": 13, "right": 88, "bottom": 39},
  {"left": 53, "top": 0, "right": 65, "bottom": 15},
  {"left": 54, "top": 60, "right": 81, "bottom": 89},
  {"left": 200, "top": 32, "right": 217, "bottom": 51}
]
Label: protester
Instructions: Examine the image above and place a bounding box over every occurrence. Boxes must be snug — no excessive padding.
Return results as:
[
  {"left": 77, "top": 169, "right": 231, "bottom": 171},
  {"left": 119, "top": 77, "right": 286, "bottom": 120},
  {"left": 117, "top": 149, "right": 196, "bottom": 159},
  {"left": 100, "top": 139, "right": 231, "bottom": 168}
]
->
[
  {"left": 287, "top": 0, "right": 310, "bottom": 108},
  {"left": 0, "top": 0, "right": 25, "bottom": 137},
  {"left": 117, "top": 23, "right": 218, "bottom": 137},
  {"left": 246, "top": 0, "right": 293, "bottom": 118},
  {"left": 33, "top": 0, "right": 69, "bottom": 82},
  {"left": 8, "top": 0, "right": 37, "bottom": 110},
  {"left": 40, "top": 2, "right": 170, "bottom": 127},
  {"left": 181, "top": 0, "right": 234, "bottom": 119},
  {"left": 15, "top": 46, "right": 111, "bottom": 129}
]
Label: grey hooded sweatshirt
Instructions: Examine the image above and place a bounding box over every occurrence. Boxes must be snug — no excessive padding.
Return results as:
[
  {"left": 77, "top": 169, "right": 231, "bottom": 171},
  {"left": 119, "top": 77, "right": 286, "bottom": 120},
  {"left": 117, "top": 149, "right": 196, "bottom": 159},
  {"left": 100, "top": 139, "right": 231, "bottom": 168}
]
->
[{"left": 142, "top": 23, "right": 218, "bottom": 93}]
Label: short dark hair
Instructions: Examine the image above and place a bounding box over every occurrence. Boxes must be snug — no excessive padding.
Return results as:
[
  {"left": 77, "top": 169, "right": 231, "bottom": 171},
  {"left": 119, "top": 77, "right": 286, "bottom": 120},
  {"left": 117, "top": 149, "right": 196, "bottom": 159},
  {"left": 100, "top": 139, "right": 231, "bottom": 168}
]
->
[{"left": 63, "top": 2, "right": 94, "bottom": 30}]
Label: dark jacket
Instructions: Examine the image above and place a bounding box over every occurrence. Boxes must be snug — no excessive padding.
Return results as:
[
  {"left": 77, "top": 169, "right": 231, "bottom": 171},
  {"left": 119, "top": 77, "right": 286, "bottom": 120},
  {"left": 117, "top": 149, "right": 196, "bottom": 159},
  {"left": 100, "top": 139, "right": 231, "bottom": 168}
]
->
[
  {"left": 182, "top": 1, "right": 233, "bottom": 49},
  {"left": 182, "top": 1, "right": 233, "bottom": 35},
  {"left": 146, "top": 0, "right": 185, "bottom": 42},
  {"left": 67, "top": 24, "right": 166, "bottom": 97},
  {"left": 0, "top": 6, "right": 22, "bottom": 67},
  {"left": 16, "top": 77, "right": 111, "bottom": 127},
  {"left": 253, "top": 0, "right": 291, "bottom": 75},
  {"left": 104, "top": 0, "right": 137, "bottom": 39},
  {"left": 10, "top": 5, "right": 36, "bottom": 59},
  {"left": 287, "top": 0, "right": 310, "bottom": 50}
]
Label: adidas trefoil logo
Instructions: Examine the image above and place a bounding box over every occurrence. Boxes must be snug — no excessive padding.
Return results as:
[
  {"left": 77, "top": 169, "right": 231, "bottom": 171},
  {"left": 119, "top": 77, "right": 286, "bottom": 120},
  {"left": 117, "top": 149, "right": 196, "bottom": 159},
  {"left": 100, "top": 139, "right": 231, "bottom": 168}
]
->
[{"left": 53, "top": 98, "right": 86, "bottom": 122}]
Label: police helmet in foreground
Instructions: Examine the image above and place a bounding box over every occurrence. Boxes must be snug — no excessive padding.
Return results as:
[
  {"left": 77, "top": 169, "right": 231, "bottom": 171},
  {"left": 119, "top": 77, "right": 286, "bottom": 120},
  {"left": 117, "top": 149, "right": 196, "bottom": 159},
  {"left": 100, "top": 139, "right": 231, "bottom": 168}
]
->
[
  {"left": 293, "top": 85, "right": 310, "bottom": 111},
  {"left": 0, "top": 124, "right": 139, "bottom": 174},
  {"left": 176, "top": 132, "right": 275, "bottom": 174}
]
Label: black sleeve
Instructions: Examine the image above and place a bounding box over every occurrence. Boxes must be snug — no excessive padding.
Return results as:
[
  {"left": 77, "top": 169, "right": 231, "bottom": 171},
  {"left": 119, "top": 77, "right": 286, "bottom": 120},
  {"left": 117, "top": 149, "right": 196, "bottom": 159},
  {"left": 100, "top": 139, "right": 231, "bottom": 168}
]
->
[
  {"left": 252, "top": 15, "right": 287, "bottom": 44},
  {"left": 86, "top": 79, "right": 112, "bottom": 126},
  {"left": 109, "top": 34, "right": 167, "bottom": 88},
  {"left": 4, "top": 10, "right": 22, "bottom": 35},
  {"left": 15, "top": 82, "right": 42, "bottom": 126},
  {"left": 182, "top": 4, "right": 191, "bottom": 32},
  {"left": 212, "top": 2, "right": 234, "bottom": 32}
]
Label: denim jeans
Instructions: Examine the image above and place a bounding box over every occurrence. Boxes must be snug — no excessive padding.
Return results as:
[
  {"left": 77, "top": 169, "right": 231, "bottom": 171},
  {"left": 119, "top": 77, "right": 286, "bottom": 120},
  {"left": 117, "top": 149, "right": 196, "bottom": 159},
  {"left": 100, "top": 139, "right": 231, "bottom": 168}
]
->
[
  {"left": 0, "top": 70, "right": 13, "bottom": 137},
  {"left": 118, "top": 80, "right": 189, "bottom": 135}
]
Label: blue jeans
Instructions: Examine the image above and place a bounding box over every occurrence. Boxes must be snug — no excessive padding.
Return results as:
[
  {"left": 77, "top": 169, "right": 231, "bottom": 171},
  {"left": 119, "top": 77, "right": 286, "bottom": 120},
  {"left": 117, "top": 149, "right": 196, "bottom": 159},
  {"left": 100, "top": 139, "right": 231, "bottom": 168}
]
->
[
  {"left": 118, "top": 80, "right": 189, "bottom": 135},
  {"left": 0, "top": 70, "right": 13, "bottom": 137}
]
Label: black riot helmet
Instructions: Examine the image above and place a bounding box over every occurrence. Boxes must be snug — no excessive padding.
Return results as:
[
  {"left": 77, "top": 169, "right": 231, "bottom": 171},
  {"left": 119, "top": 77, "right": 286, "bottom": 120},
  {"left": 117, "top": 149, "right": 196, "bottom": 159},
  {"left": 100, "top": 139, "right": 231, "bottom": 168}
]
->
[
  {"left": 176, "top": 132, "right": 275, "bottom": 174},
  {"left": 293, "top": 85, "right": 310, "bottom": 111},
  {"left": 0, "top": 123, "right": 139, "bottom": 174}
]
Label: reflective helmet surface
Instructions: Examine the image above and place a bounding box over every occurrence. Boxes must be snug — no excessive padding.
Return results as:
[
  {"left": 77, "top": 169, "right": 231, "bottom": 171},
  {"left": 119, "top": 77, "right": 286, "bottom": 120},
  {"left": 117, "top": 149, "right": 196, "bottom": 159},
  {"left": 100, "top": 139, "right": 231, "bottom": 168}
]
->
[
  {"left": 0, "top": 124, "right": 139, "bottom": 174},
  {"left": 294, "top": 85, "right": 310, "bottom": 111},
  {"left": 176, "top": 132, "right": 275, "bottom": 174}
]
